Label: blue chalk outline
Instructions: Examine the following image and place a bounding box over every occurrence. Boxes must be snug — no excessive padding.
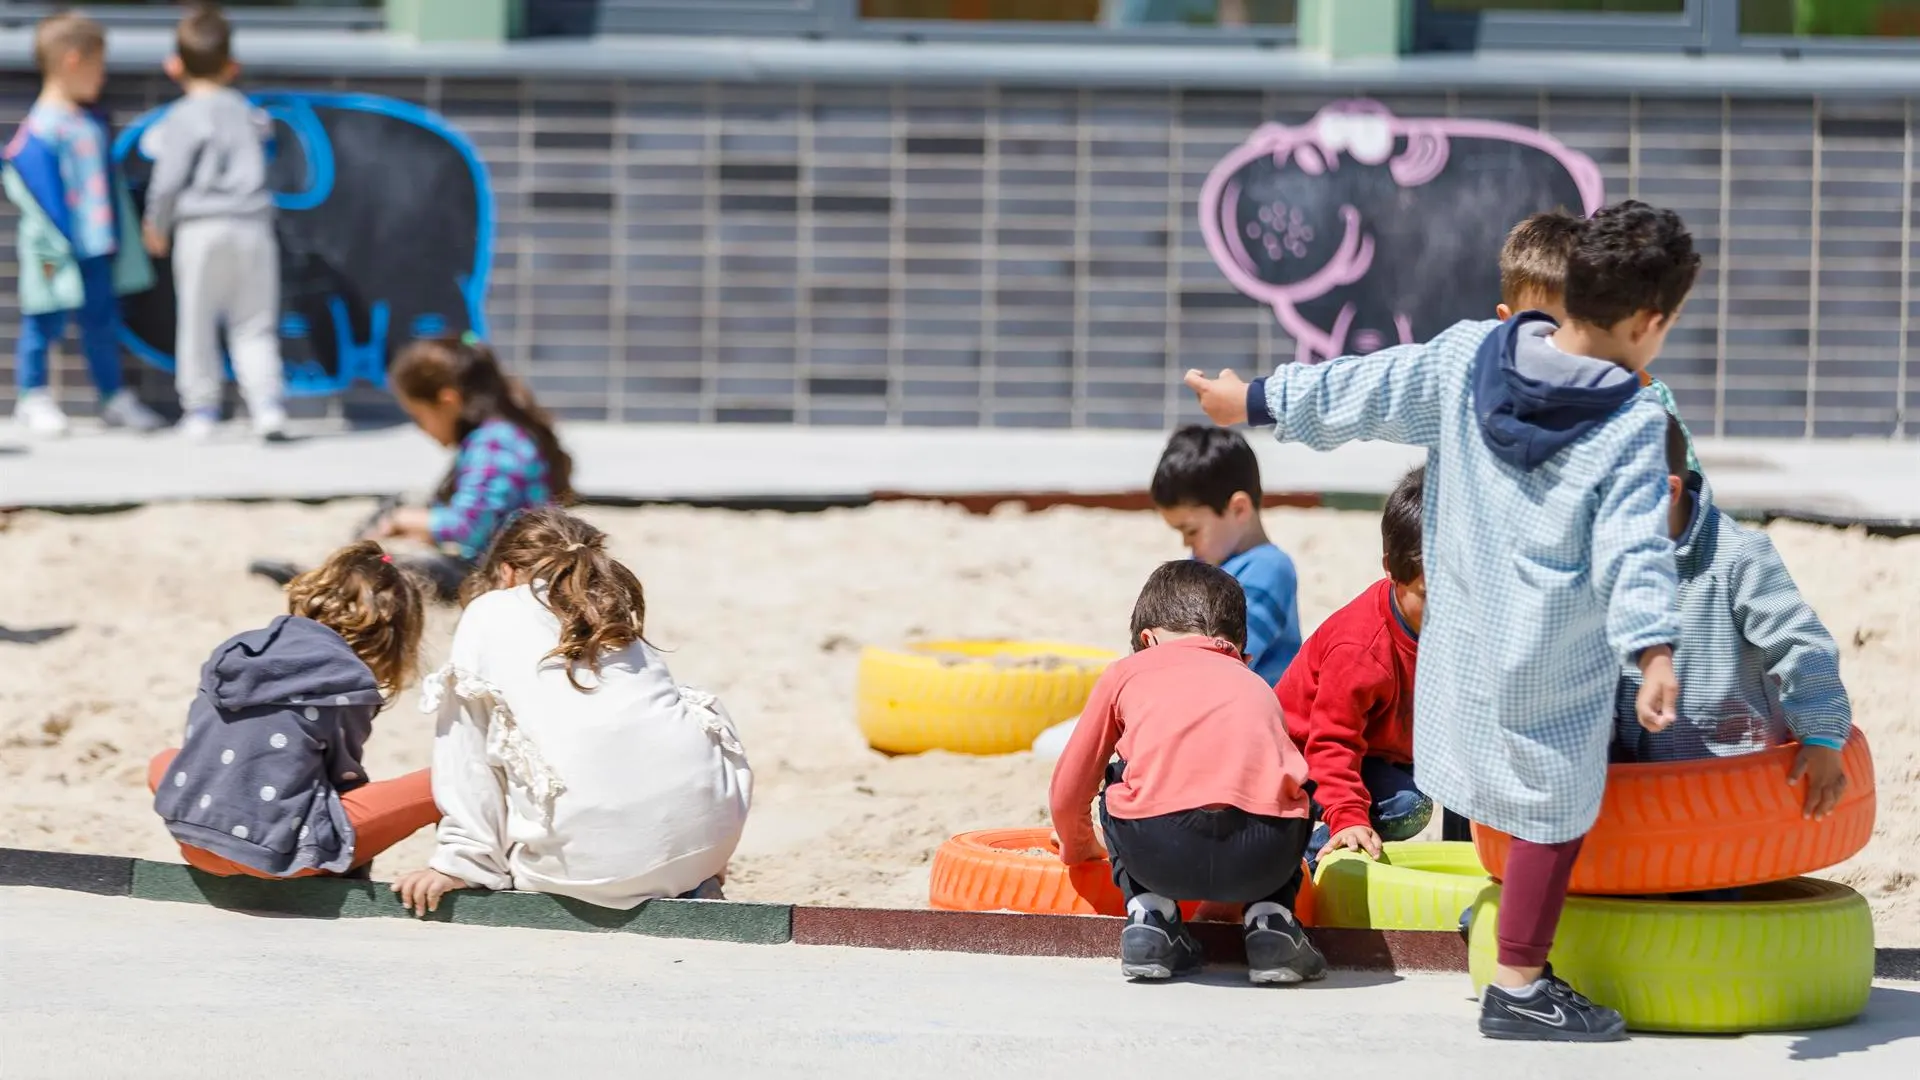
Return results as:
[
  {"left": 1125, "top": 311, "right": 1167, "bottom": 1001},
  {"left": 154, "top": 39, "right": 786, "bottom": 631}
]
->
[{"left": 111, "top": 91, "right": 494, "bottom": 397}]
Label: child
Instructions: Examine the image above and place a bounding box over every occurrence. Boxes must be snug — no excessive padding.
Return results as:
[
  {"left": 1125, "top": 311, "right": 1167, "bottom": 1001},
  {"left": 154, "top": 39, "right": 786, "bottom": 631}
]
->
[
  {"left": 140, "top": 4, "right": 287, "bottom": 441},
  {"left": 1282, "top": 465, "right": 1467, "bottom": 864},
  {"left": 1498, "top": 209, "right": 1698, "bottom": 473},
  {"left": 5, "top": 12, "right": 163, "bottom": 437},
  {"left": 1150, "top": 424, "right": 1302, "bottom": 684},
  {"left": 392, "top": 508, "right": 752, "bottom": 916},
  {"left": 1185, "top": 199, "right": 1698, "bottom": 1042},
  {"left": 1050, "top": 559, "right": 1323, "bottom": 985},
  {"left": 250, "top": 336, "right": 570, "bottom": 600},
  {"left": 149, "top": 541, "right": 432, "bottom": 878},
  {"left": 1613, "top": 415, "right": 1852, "bottom": 817}
]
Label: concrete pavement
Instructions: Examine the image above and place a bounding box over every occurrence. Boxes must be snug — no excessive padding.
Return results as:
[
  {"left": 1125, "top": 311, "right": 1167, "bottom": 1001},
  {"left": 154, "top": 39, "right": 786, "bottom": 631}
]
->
[
  {"left": 3, "top": 421, "right": 1918, "bottom": 527},
  {"left": 3, "top": 887, "right": 1916, "bottom": 1078}
]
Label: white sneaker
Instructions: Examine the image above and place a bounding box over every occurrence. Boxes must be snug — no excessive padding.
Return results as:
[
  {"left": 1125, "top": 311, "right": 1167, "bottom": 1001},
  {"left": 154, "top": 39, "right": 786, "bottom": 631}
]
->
[
  {"left": 178, "top": 410, "right": 221, "bottom": 441},
  {"left": 251, "top": 406, "right": 290, "bottom": 443},
  {"left": 12, "top": 389, "right": 70, "bottom": 437},
  {"left": 101, "top": 391, "right": 164, "bottom": 432}
]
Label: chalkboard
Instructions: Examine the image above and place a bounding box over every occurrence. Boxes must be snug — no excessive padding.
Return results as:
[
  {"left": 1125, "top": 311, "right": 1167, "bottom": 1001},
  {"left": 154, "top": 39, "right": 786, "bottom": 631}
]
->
[
  {"left": 1199, "top": 101, "right": 1603, "bottom": 364},
  {"left": 112, "top": 93, "right": 493, "bottom": 397}
]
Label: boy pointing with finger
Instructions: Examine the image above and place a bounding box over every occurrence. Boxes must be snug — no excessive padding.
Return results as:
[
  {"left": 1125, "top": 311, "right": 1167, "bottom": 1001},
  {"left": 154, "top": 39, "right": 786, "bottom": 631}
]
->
[{"left": 1186, "top": 201, "right": 1697, "bottom": 1043}]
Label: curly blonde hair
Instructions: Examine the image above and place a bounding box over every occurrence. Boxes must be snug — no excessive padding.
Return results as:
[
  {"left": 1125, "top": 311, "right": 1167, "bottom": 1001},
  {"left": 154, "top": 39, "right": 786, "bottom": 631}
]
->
[
  {"left": 462, "top": 508, "right": 648, "bottom": 691},
  {"left": 285, "top": 541, "right": 426, "bottom": 697}
]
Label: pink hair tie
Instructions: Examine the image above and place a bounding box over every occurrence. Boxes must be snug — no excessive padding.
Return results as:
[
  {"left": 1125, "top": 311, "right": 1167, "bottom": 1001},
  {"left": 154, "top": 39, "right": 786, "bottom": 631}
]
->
[{"left": 380, "top": 554, "right": 393, "bottom": 564}]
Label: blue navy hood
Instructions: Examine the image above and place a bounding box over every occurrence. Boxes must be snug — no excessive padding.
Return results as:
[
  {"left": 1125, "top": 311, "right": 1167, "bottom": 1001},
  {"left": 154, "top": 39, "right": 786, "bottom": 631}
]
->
[
  {"left": 199, "top": 615, "right": 384, "bottom": 711},
  {"left": 1472, "top": 312, "right": 1641, "bottom": 470}
]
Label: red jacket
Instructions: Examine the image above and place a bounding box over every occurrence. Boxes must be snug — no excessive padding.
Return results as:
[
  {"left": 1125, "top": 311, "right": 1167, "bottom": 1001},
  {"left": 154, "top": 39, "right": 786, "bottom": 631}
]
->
[
  {"left": 1050, "top": 637, "right": 1310, "bottom": 863},
  {"left": 1275, "top": 579, "right": 1418, "bottom": 837}
]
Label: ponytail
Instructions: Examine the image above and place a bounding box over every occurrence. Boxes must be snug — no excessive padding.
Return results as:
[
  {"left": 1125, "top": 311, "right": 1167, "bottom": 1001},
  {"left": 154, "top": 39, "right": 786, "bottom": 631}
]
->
[
  {"left": 463, "top": 507, "right": 647, "bottom": 692},
  {"left": 391, "top": 336, "right": 576, "bottom": 506}
]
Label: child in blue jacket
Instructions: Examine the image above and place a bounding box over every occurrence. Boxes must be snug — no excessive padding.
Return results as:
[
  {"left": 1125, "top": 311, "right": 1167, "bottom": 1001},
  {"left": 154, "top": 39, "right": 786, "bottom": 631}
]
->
[{"left": 4, "top": 12, "right": 162, "bottom": 436}]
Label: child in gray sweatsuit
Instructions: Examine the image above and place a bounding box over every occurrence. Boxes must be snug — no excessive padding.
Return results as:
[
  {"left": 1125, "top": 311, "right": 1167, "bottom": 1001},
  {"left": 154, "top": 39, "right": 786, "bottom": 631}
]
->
[{"left": 140, "top": 5, "right": 285, "bottom": 440}]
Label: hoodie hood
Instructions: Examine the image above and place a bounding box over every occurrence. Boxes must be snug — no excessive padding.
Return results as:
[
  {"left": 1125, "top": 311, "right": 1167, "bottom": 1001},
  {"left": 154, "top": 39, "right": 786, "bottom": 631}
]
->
[
  {"left": 1473, "top": 312, "right": 1641, "bottom": 470},
  {"left": 198, "top": 615, "right": 384, "bottom": 711},
  {"left": 1673, "top": 469, "right": 1717, "bottom": 576}
]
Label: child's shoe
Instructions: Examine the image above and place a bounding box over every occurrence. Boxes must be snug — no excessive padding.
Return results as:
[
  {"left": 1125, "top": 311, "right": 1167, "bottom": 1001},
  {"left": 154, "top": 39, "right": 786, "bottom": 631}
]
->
[
  {"left": 178, "top": 408, "right": 221, "bottom": 441},
  {"left": 1120, "top": 896, "right": 1203, "bottom": 981},
  {"left": 251, "top": 405, "right": 291, "bottom": 444},
  {"left": 1243, "top": 902, "right": 1327, "bottom": 984},
  {"left": 13, "top": 389, "right": 69, "bottom": 437},
  {"left": 101, "top": 391, "right": 164, "bottom": 432},
  {"left": 1479, "top": 965, "right": 1627, "bottom": 1043}
]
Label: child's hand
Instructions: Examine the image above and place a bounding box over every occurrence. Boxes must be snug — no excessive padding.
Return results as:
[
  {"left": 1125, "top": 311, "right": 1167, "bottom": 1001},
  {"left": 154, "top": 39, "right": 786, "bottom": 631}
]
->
[
  {"left": 1182, "top": 368, "right": 1251, "bottom": 427},
  {"left": 141, "top": 223, "right": 168, "bottom": 258},
  {"left": 1786, "top": 744, "right": 1849, "bottom": 820},
  {"left": 392, "top": 868, "right": 467, "bottom": 917},
  {"left": 1323, "top": 825, "right": 1384, "bottom": 859},
  {"left": 1634, "top": 646, "right": 1679, "bottom": 733},
  {"left": 1052, "top": 829, "right": 1105, "bottom": 866}
]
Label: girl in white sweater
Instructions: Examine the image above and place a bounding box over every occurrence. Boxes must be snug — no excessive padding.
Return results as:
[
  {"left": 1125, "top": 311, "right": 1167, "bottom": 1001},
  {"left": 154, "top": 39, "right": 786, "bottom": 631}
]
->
[{"left": 392, "top": 508, "right": 752, "bottom": 915}]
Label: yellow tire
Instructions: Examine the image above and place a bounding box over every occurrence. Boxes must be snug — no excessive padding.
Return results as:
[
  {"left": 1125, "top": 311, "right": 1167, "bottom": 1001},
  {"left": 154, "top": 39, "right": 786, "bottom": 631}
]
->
[
  {"left": 855, "top": 640, "right": 1116, "bottom": 756},
  {"left": 1312, "top": 841, "right": 1495, "bottom": 931},
  {"left": 1467, "top": 877, "right": 1874, "bottom": 1033}
]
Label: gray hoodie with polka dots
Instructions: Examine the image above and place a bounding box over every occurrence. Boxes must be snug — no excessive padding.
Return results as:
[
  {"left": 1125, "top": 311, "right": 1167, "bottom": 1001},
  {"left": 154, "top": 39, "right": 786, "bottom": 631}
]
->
[{"left": 153, "top": 616, "right": 386, "bottom": 877}]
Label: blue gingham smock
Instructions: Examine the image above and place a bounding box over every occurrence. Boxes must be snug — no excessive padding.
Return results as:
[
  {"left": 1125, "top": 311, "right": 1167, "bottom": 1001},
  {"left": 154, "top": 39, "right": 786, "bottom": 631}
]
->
[
  {"left": 1253, "top": 319, "right": 1680, "bottom": 844},
  {"left": 1614, "top": 472, "right": 1852, "bottom": 761}
]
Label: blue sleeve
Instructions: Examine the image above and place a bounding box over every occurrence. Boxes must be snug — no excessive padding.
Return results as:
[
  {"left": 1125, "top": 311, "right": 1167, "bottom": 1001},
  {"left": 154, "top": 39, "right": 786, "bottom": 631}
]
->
[
  {"left": 1246, "top": 320, "right": 1483, "bottom": 451},
  {"left": 1730, "top": 533, "right": 1852, "bottom": 749},
  {"left": 1231, "top": 550, "right": 1301, "bottom": 684}
]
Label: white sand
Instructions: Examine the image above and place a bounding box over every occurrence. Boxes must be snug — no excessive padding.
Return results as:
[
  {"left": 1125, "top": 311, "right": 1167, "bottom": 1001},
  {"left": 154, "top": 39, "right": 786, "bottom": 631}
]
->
[{"left": 1, "top": 501, "right": 1914, "bottom": 942}]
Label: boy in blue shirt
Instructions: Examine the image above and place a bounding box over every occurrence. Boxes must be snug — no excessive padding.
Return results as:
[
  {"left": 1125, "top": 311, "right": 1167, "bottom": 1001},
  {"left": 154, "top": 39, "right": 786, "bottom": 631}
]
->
[{"left": 1150, "top": 425, "right": 1302, "bottom": 685}]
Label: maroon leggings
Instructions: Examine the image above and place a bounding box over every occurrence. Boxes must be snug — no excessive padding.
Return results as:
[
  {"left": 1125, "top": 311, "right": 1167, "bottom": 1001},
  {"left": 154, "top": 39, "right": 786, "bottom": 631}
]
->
[{"left": 1496, "top": 835, "right": 1586, "bottom": 968}]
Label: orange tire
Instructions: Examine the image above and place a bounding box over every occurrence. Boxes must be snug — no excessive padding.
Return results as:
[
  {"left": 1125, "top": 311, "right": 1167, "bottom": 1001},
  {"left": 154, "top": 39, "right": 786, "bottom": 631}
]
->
[
  {"left": 928, "top": 828, "right": 1312, "bottom": 922},
  {"left": 1473, "top": 733, "right": 1876, "bottom": 895}
]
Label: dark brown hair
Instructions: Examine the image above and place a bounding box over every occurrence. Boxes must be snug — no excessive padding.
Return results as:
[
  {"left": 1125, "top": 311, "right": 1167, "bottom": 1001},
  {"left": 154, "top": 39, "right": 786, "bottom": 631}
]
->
[
  {"left": 34, "top": 12, "right": 105, "bottom": 74},
  {"left": 1565, "top": 200, "right": 1701, "bottom": 327},
  {"left": 1499, "top": 210, "right": 1586, "bottom": 311},
  {"left": 463, "top": 508, "right": 649, "bottom": 691},
  {"left": 1665, "top": 412, "right": 1691, "bottom": 479},
  {"left": 1382, "top": 464, "right": 1425, "bottom": 586},
  {"left": 285, "top": 541, "right": 426, "bottom": 698},
  {"left": 389, "top": 336, "right": 575, "bottom": 506},
  {"left": 1128, "top": 560, "right": 1248, "bottom": 656},
  {"left": 176, "top": 4, "right": 232, "bottom": 80}
]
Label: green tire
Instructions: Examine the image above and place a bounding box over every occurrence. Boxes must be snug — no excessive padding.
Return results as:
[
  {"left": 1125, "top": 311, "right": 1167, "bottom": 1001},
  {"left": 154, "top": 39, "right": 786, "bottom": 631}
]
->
[
  {"left": 1311, "top": 841, "right": 1495, "bottom": 931},
  {"left": 1467, "top": 877, "right": 1875, "bottom": 1033}
]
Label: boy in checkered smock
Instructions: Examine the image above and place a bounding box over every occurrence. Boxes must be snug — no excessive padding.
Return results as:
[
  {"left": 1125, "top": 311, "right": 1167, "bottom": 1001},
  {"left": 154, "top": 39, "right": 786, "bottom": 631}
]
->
[
  {"left": 1613, "top": 415, "right": 1853, "bottom": 815},
  {"left": 1185, "top": 201, "right": 1699, "bottom": 1044}
]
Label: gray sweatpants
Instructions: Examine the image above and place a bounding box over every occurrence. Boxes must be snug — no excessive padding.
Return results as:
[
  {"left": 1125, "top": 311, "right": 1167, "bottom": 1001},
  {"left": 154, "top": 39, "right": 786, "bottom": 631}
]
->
[{"left": 172, "top": 216, "right": 286, "bottom": 418}]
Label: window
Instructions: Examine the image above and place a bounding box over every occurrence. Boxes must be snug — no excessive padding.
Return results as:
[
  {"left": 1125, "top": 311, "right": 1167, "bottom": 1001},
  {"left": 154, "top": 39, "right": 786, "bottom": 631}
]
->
[
  {"left": 1740, "top": 0, "right": 1920, "bottom": 36},
  {"left": 859, "top": 1, "right": 1296, "bottom": 27},
  {"left": 1430, "top": 0, "right": 1683, "bottom": 10}
]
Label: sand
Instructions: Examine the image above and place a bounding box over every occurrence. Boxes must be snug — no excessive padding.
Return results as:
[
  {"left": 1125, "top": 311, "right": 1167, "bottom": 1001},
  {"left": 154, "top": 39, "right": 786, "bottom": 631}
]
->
[{"left": 1, "top": 500, "right": 1915, "bottom": 942}]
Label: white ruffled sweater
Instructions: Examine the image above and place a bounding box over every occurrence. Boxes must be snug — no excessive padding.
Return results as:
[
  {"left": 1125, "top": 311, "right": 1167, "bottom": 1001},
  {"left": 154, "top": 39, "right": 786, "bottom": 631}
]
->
[{"left": 421, "top": 585, "right": 752, "bottom": 909}]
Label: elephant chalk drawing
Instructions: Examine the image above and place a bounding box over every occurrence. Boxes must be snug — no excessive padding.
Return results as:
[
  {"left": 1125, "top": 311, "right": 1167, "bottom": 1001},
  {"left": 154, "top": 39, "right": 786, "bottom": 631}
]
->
[
  {"left": 113, "top": 93, "right": 493, "bottom": 397},
  {"left": 1200, "top": 101, "right": 1604, "bottom": 365}
]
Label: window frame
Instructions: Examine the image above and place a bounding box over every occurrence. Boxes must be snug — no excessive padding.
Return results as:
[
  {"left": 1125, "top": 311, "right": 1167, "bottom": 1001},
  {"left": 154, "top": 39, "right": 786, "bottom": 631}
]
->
[
  {"left": 1411, "top": 0, "right": 1711, "bottom": 52},
  {"left": 0, "top": 2, "right": 384, "bottom": 33},
  {"left": 834, "top": 0, "right": 1298, "bottom": 47},
  {"left": 1710, "top": 0, "right": 1920, "bottom": 56}
]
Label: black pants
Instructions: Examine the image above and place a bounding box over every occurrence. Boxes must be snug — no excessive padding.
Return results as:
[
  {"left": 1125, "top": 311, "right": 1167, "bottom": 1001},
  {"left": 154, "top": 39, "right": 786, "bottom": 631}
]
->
[{"left": 1099, "top": 762, "right": 1309, "bottom": 909}]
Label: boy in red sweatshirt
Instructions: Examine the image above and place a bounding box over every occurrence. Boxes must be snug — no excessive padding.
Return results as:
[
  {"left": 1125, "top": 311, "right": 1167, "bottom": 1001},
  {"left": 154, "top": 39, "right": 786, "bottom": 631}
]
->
[
  {"left": 1050, "top": 560, "right": 1321, "bottom": 985},
  {"left": 1280, "top": 466, "right": 1469, "bottom": 865}
]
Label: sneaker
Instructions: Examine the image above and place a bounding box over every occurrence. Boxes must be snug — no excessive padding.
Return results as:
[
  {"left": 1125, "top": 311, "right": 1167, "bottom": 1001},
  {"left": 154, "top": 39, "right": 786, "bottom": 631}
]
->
[
  {"left": 1120, "top": 905, "right": 1204, "bottom": 981},
  {"left": 13, "top": 389, "right": 69, "bottom": 437},
  {"left": 251, "top": 406, "right": 291, "bottom": 444},
  {"left": 1244, "top": 905, "right": 1327, "bottom": 985},
  {"left": 101, "top": 391, "right": 164, "bottom": 432},
  {"left": 1480, "top": 966, "right": 1627, "bottom": 1043},
  {"left": 177, "top": 409, "right": 221, "bottom": 441}
]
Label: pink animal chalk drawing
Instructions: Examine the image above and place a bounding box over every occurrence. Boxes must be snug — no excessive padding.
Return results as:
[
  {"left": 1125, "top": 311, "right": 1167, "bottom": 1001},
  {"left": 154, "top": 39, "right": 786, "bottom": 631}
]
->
[{"left": 1199, "top": 101, "right": 1605, "bottom": 365}]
